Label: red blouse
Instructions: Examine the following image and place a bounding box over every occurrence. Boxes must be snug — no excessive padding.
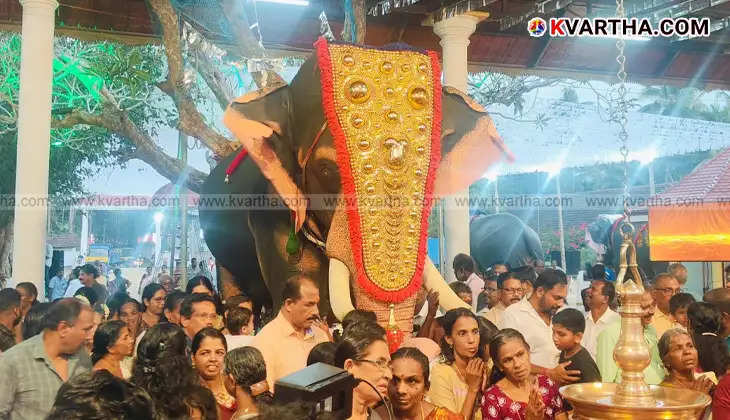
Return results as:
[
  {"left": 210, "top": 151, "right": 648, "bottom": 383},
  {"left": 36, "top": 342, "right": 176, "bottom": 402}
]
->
[{"left": 481, "top": 375, "right": 564, "bottom": 420}]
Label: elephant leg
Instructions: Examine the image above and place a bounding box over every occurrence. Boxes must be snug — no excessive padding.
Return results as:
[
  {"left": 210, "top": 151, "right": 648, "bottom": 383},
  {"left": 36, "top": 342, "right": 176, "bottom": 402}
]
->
[{"left": 249, "top": 208, "right": 330, "bottom": 317}]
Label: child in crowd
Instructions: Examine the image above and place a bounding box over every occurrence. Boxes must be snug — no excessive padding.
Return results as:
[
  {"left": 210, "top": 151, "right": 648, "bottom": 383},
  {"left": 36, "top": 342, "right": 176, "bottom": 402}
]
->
[
  {"left": 669, "top": 293, "right": 696, "bottom": 330},
  {"left": 552, "top": 308, "right": 601, "bottom": 383},
  {"left": 449, "top": 282, "right": 473, "bottom": 307},
  {"left": 224, "top": 306, "right": 254, "bottom": 351}
]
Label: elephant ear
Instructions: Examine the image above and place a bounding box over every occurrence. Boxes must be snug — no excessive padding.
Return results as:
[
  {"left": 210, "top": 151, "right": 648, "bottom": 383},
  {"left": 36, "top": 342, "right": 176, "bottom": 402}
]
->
[
  {"left": 433, "top": 86, "right": 514, "bottom": 197},
  {"left": 223, "top": 84, "right": 307, "bottom": 231}
]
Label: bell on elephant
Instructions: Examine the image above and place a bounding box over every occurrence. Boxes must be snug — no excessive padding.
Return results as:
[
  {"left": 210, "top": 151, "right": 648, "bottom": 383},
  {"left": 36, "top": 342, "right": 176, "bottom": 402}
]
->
[{"left": 198, "top": 37, "right": 512, "bottom": 336}]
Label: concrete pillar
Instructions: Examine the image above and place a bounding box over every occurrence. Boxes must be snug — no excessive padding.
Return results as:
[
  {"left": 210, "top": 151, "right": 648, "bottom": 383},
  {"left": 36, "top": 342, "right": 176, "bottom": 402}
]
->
[
  {"left": 433, "top": 15, "right": 478, "bottom": 283},
  {"left": 80, "top": 210, "right": 89, "bottom": 257},
  {"left": 11, "top": 0, "right": 59, "bottom": 299}
]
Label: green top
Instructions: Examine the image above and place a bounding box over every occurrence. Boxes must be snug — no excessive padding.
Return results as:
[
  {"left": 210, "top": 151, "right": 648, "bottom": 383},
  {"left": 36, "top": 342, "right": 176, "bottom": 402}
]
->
[{"left": 595, "top": 321, "right": 665, "bottom": 385}]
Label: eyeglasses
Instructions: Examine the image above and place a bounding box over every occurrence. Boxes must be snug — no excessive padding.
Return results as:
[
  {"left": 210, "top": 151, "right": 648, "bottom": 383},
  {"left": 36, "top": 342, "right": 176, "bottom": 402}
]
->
[
  {"left": 654, "top": 287, "right": 680, "bottom": 296},
  {"left": 193, "top": 313, "right": 218, "bottom": 321},
  {"left": 502, "top": 288, "right": 522, "bottom": 295},
  {"left": 354, "top": 358, "right": 392, "bottom": 371}
]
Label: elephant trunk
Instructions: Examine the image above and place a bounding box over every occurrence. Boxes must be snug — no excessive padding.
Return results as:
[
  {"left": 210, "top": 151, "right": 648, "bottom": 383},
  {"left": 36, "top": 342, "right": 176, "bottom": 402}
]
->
[
  {"left": 329, "top": 258, "right": 356, "bottom": 322},
  {"left": 423, "top": 256, "right": 470, "bottom": 312}
]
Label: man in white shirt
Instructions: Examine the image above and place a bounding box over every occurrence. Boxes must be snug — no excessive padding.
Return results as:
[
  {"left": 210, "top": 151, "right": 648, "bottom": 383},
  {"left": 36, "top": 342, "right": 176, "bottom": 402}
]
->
[
  {"left": 582, "top": 279, "right": 619, "bottom": 359},
  {"left": 452, "top": 253, "right": 483, "bottom": 313},
  {"left": 479, "top": 272, "right": 523, "bottom": 328},
  {"left": 502, "top": 268, "right": 580, "bottom": 384}
]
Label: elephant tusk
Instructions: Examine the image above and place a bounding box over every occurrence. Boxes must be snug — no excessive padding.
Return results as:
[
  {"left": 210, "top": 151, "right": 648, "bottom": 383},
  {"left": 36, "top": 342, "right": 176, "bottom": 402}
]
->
[
  {"left": 423, "top": 256, "right": 470, "bottom": 311},
  {"left": 329, "top": 258, "right": 356, "bottom": 322}
]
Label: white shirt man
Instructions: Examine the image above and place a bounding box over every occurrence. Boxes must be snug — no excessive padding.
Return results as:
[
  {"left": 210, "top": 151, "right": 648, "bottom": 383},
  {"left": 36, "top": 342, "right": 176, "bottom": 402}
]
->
[
  {"left": 582, "top": 280, "right": 620, "bottom": 359},
  {"left": 480, "top": 272, "right": 524, "bottom": 328},
  {"left": 502, "top": 269, "right": 568, "bottom": 369}
]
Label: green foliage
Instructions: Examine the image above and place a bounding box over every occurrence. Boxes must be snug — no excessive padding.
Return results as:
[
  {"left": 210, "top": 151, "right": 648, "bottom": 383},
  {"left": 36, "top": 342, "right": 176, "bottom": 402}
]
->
[
  {"left": 0, "top": 33, "right": 167, "bottom": 233},
  {"left": 640, "top": 86, "right": 730, "bottom": 123}
]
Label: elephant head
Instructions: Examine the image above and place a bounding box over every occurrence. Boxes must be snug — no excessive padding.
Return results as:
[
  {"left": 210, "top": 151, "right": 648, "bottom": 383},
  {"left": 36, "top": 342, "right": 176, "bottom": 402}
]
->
[{"left": 201, "top": 39, "right": 511, "bottom": 329}]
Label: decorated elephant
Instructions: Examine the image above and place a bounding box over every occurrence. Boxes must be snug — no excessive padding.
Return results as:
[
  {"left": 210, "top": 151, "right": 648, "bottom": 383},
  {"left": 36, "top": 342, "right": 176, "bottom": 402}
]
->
[
  {"left": 199, "top": 38, "right": 511, "bottom": 333},
  {"left": 586, "top": 214, "right": 667, "bottom": 280},
  {"left": 470, "top": 212, "right": 544, "bottom": 271}
]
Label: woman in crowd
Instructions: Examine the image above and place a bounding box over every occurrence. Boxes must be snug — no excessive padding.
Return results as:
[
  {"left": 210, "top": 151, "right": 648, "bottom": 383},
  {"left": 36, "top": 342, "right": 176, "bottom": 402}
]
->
[
  {"left": 224, "top": 346, "right": 274, "bottom": 419},
  {"left": 21, "top": 302, "right": 51, "bottom": 340},
  {"left": 335, "top": 321, "right": 392, "bottom": 420},
  {"left": 658, "top": 328, "right": 716, "bottom": 392},
  {"left": 478, "top": 316, "right": 500, "bottom": 391},
  {"left": 187, "top": 275, "right": 217, "bottom": 296},
  {"left": 91, "top": 320, "right": 134, "bottom": 379},
  {"left": 132, "top": 323, "right": 198, "bottom": 419},
  {"left": 117, "top": 296, "right": 143, "bottom": 339},
  {"left": 47, "top": 370, "right": 157, "bottom": 420},
  {"left": 181, "top": 385, "right": 220, "bottom": 420},
  {"left": 140, "top": 283, "right": 166, "bottom": 331},
  {"left": 429, "top": 308, "right": 484, "bottom": 420},
  {"left": 375, "top": 347, "right": 462, "bottom": 420},
  {"left": 193, "top": 327, "right": 237, "bottom": 420},
  {"left": 15, "top": 282, "right": 38, "bottom": 318},
  {"left": 162, "top": 290, "right": 188, "bottom": 325},
  {"left": 687, "top": 302, "right": 730, "bottom": 378},
  {"left": 482, "top": 329, "right": 565, "bottom": 420}
]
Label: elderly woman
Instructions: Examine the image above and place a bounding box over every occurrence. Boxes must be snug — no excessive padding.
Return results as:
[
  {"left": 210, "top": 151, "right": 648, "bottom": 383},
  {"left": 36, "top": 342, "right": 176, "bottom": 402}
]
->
[
  {"left": 223, "top": 347, "right": 273, "bottom": 420},
  {"left": 658, "top": 328, "right": 716, "bottom": 392}
]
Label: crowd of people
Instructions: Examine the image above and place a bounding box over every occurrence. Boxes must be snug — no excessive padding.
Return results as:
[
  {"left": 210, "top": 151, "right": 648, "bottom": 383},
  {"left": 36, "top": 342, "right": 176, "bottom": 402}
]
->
[{"left": 0, "top": 255, "right": 730, "bottom": 419}]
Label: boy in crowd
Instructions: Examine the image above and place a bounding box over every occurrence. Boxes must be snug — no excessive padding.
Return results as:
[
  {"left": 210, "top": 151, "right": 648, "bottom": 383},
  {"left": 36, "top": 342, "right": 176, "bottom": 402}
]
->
[
  {"left": 552, "top": 308, "right": 601, "bottom": 383},
  {"left": 669, "top": 293, "right": 695, "bottom": 330},
  {"left": 224, "top": 307, "right": 255, "bottom": 351},
  {"left": 449, "top": 282, "right": 473, "bottom": 307}
]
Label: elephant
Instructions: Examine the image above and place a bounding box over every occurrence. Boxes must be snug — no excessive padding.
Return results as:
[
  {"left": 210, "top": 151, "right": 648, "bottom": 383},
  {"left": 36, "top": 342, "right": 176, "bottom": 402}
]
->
[
  {"left": 469, "top": 212, "right": 544, "bottom": 271},
  {"left": 199, "top": 39, "right": 511, "bottom": 332},
  {"left": 586, "top": 214, "right": 667, "bottom": 280}
]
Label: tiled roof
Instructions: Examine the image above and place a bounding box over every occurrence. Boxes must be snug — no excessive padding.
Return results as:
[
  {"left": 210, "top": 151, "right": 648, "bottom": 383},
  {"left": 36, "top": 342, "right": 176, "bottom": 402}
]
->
[{"left": 656, "top": 148, "right": 730, "bottom": 203}]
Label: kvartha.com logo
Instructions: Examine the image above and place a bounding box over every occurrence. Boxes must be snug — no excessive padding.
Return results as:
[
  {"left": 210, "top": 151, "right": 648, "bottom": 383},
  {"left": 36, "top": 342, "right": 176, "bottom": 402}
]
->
[{"left": 527, "top": 17, "right": 710, "bottom": 38}]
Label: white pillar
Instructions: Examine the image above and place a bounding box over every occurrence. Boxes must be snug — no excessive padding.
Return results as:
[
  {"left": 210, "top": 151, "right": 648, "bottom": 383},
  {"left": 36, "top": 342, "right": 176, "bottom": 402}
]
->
[
  {"left": 80, "top": 210, "right": 89, "bottom": 257},
  {"left": 11, "top": 0, "right": 58, "bottom": 299},
  {"left": 434, "top": 15, "right": 478, "bottom": 283},
  {"left": 153, "top": 213, "right": 163, "bottom": 269}
]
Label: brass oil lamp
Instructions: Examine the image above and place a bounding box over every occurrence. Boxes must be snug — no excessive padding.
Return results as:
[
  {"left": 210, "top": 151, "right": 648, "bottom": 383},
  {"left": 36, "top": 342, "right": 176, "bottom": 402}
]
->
[{"left": 560, "top": 223, "right": 711, "bottom": 419}]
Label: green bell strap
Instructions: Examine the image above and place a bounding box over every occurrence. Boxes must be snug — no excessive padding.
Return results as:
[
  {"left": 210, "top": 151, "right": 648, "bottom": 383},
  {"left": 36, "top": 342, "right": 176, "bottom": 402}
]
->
[{"left": 286, "top": 211, "right": 301, "bottom": 256}]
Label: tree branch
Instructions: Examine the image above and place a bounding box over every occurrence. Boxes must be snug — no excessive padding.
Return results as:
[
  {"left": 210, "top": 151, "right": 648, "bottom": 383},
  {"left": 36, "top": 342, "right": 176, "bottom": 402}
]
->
[
  {"left": 52, "top": 101, "right": 207, "bottom": 193},
  {"left": 147, "top": 0, "right": 235, "bottom": 158},
  {"left": 221, "top": 0, "right": 287, "bottom": 89},
  {"left": 193, "top": 47, "right": 232, "bottom": 111}
]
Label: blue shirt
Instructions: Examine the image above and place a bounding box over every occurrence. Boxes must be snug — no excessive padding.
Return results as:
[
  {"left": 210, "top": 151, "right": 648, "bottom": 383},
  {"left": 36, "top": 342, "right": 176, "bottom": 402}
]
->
[{"left": 48, "top": 276, "right": 68, "bottom": 301}]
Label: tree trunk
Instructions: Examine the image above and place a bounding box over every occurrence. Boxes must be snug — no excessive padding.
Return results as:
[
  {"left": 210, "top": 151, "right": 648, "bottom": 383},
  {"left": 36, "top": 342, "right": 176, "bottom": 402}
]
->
[{"left": 0, "top": 215, "right": 14, "bottom": 287}]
